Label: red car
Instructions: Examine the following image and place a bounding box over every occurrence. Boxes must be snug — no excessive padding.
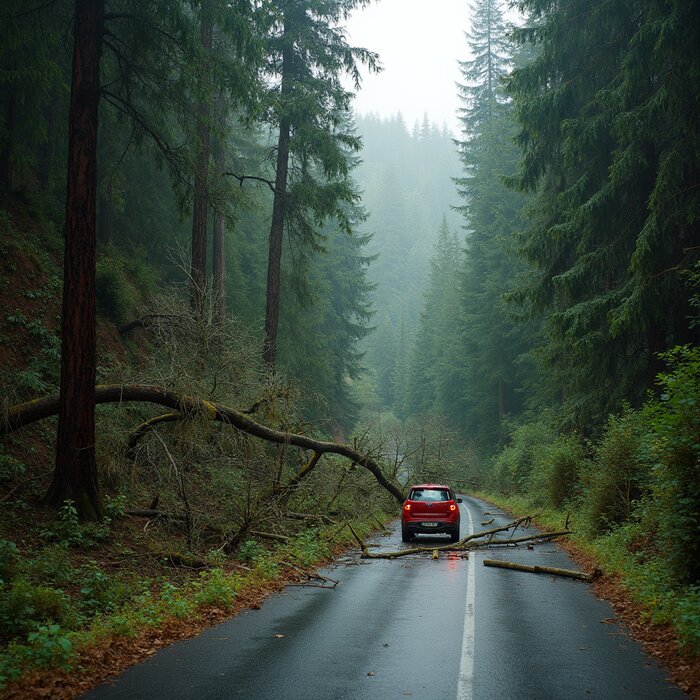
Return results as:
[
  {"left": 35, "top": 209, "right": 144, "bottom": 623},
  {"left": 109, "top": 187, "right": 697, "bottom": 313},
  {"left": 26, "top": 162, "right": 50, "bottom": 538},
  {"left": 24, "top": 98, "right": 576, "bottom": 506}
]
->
[{"left": 401, "top": 484, "right": 462, "bottom": 543}]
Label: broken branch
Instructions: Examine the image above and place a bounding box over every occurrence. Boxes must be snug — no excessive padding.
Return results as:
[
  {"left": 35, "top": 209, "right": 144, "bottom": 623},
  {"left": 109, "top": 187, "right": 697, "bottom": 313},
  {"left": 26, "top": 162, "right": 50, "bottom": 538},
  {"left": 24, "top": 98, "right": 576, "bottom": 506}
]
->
[
  {"left": 483, "top": 559, "right": 598, "bottom": 582},
  {"left": 1, "top": 384, "right": 405, "bottom": 504}
]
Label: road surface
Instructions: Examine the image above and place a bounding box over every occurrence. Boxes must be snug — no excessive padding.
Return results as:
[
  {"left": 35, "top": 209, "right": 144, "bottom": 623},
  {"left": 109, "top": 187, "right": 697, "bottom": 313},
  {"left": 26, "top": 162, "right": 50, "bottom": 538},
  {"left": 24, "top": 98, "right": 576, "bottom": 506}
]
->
[{"left": 84, "top": 495, "right": 686, "bottom": 699}]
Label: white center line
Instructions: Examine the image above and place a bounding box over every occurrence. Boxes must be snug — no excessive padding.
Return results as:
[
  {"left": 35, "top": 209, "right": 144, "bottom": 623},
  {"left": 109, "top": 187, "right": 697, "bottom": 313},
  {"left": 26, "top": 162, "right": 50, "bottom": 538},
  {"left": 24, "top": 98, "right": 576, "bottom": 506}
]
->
[{"left": 457, "top": 500, "right": 475, "bottom": 700}]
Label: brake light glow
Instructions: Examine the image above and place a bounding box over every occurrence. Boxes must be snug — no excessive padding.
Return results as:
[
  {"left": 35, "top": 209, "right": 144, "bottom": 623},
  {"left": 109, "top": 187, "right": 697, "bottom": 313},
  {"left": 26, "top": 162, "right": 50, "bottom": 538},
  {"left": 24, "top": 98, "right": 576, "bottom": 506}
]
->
[
  {"left": 404, "top": 503, "right": 411, "bottom": 511},
  {"left": 449, "top": 504, "right": 457, "bottom": 511}
]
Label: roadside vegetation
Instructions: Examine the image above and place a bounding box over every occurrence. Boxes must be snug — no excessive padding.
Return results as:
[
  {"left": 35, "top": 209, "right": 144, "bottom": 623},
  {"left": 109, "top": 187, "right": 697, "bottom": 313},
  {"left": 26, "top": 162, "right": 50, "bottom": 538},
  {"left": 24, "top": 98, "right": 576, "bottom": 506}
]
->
[{"left": 475, "top": 346, "right": 700, "bottom": 654}]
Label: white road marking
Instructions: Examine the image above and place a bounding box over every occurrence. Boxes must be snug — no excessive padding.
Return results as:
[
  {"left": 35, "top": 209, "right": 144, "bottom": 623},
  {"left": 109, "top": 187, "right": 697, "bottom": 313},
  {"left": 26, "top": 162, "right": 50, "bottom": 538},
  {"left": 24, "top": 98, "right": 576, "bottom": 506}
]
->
[{"left": 457, "top": 500, "right": 475, "bottom": 700}]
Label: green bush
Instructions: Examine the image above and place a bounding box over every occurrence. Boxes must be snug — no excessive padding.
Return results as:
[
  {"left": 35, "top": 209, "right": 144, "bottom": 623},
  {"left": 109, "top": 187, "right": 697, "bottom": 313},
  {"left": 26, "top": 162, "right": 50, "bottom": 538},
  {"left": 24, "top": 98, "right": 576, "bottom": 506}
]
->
[
  {"left": 535, "top": 433, "right": 587, "bottom": 509},
  {"left": 0, "top": 580, "right": 74, "bottom": 639},
  {"left": 285, "top": 529, "right": 330, "bottom": 567},
  {"left": 642, "top": 346, "right": 700, "bottom": 584},
  {"left": 159, "top": 582, "right": 195, "bottom": 619},
  {"left": 490, "top": 417, "right": 555, "bottom": 495},
  {"left": 23, "top": 545, "right": 74, "bottom": 589},
  {"left": 582, "top": 408, "right": 651, "bottom": 537},
  {"left": 0, "top": 451, "right": 25, "bottom": 482},
  {"left": 237, "top": 539, "right": 266, "bottom": 563},
  {"left": 78, "top": 562, "right": 128, "bottom": 618},
  {"left": 193, "top": 569, "right": 240, "bottom": 610},
  {"left": 0, "top": 540, "right": 18, "bottom": 584},
  {"left": 96, "top": 256, "right": 136, "bottom": 325}
]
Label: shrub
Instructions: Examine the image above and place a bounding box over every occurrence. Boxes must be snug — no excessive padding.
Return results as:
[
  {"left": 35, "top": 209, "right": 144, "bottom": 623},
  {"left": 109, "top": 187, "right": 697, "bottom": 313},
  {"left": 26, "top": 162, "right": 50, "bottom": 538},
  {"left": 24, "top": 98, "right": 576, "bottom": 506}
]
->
[
  {"left": 0, "top": 540, "right": 18, "bottom": 584},
  {"left": 237, "top": 539, "right": 266, "bottom": 564},
  {"left": 285, "top": 529, "right": 330, "bottom": 567},
  {"left": 96, "top": 256, "right": 135, "bottom": 326},
  {"left": 582, "top": 408, "right": 651, "bottom": 537},
  {"left": 24, "top": 624, "right": 73, "bottom": 670},
  {"left": 159, "top": 582, "right": 195, "bottom": 619},
  {"left": 78, "top": 561, "right": 128, "bottom": 618},
  {"left": 490, "top": 418, "right": 555, "bottom": 495},
  {"left": 0, "top": 580, "right": 74, "bottom": 639},
  {"left": 535, "top": 434, "right": 587, "bottom": 509},
  {"left": 642, "top": 346, "right": 700, "bottom": 584},
  {"left": 0, "top": 451, "right": 25, "bottom": 482},
  {"left": 193, "top": 569, "right": 239, "bottom": 610}
]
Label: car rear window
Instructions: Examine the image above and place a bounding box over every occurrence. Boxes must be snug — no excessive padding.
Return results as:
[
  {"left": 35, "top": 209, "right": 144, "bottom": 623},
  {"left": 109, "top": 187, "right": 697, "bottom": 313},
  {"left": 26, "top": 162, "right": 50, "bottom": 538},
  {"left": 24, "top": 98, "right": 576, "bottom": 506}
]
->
[{"left": 409, "top": 488, "right": 451, "bottom": 502}]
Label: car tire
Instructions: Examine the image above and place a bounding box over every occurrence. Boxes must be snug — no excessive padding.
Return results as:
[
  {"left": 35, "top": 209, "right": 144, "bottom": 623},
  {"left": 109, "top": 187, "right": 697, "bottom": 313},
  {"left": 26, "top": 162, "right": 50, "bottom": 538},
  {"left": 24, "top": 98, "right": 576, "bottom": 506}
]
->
[
  {"left": 450, "top": 528, "right": 460, "bottom": 543},
  {"left": 401, "top": 524, "right": 412, "bottom": 542}
]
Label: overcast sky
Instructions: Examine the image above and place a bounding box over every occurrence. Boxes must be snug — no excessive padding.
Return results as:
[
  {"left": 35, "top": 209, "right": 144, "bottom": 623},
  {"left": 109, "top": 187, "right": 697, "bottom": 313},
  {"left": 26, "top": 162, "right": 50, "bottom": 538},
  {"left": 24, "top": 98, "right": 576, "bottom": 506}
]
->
[{"left": 345, "top": 0, "right": 470, "bottom": 136}]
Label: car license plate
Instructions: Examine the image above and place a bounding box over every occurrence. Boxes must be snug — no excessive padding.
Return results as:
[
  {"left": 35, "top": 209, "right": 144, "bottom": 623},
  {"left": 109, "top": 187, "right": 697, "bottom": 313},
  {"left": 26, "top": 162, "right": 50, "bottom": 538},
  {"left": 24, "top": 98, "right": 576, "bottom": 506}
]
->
[{"left": 422, "top": 522, "right": 438, "bottom": 527}]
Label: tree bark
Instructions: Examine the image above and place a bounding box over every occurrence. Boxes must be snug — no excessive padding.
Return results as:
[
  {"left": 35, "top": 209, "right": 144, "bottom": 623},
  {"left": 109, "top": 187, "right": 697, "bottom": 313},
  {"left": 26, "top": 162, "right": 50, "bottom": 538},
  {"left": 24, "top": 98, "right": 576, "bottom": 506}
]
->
[
  {"left": 483, "top": 559, "right": 596, "bottom": 582},
  {"left": 2, "top": 384, "right": 406, "bottom": 504},
  {"left": 190, "top": 1, "right": 213, "bottom": 313},
  {"left": 212, "top": 210, "right": 225, "bottom": 320},
  {"left": 263, "top": 11, "right": 293, "bottom": 368},
  {"left": 46, "top": 0, "right": 104, "bottom": 520}
]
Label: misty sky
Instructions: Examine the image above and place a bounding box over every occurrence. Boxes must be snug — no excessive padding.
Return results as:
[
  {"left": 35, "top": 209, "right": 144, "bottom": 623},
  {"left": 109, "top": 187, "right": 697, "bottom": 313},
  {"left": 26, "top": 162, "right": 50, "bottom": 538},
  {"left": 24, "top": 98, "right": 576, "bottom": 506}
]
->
[{"left": 345, "top": 0, "right": 470, "bottom": 136}]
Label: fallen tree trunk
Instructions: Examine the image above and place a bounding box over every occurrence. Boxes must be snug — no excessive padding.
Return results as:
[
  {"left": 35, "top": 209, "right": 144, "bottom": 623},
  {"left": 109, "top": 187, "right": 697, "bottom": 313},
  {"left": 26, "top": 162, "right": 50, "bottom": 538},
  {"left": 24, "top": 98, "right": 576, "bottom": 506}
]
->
[
  {"left": 474, "top": 531, "right": 571, "bottom": 547},
  {"left": 356, "top": 517, "right": 549, "bottom": 559},
  {"left": 483, "top": 559, "right": 597, "bottom": 582},
  {"left": 1, "top": 384, "right": 405, "bottom": 504}
]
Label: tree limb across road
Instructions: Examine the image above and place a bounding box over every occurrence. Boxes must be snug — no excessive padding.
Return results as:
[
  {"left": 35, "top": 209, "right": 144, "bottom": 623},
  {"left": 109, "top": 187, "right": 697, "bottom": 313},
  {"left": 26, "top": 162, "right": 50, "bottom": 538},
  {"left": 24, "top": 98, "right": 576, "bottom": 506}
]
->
[
  {"left": 348, "top": 517, "right": 573, "bottom": 560},
  {"left": 0, "top": 384, "right": 405, "bottom": 504}
]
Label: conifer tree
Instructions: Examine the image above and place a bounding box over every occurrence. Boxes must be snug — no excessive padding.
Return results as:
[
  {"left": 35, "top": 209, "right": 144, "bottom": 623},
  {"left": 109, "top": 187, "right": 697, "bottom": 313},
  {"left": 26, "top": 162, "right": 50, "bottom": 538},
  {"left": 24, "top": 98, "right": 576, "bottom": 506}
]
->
[
  {"left": 508, "top": 0, "right": 700, "bottom": 428},
  {"left": 454, "top": 0, "right": 532, "bottom": 449},
  {"left": 261, "top": 0, "right": 378, "bottom": 367}
]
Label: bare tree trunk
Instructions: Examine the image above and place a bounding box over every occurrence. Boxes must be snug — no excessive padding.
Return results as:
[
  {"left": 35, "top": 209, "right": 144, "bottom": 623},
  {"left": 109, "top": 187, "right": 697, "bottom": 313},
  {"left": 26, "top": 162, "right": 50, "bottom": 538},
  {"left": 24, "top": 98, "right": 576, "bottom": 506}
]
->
[
  {"left": 263, "top": 14, "right": 293, "bottom": 368},
  {"left": 46, "top": 0, "right": 104, "bottom": 520},
  {"left": 263, "top": 115, "right": 290, "bottom": 367},
  {"left": 212, "top": 141, "right": 226, "bottom": 323},
  {"left": 190, "top": 1, "right": 213, "bottom": 313},
  {"left": 212, "top": 208, "right": 225, "bottom": 321}
]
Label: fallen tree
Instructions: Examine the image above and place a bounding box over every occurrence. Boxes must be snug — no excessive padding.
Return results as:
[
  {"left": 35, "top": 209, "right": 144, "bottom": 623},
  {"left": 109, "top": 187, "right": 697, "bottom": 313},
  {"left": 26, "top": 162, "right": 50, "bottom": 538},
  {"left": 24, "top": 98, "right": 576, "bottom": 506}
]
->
[
  {"left": 348, "top": 517, "right": 572, "bottom": 559},
  {"left": 1, "top": 384, "right": 405, "bottom": 504},
  {"left": 483, "top": 559, "right": 599, "bottom": 582}
]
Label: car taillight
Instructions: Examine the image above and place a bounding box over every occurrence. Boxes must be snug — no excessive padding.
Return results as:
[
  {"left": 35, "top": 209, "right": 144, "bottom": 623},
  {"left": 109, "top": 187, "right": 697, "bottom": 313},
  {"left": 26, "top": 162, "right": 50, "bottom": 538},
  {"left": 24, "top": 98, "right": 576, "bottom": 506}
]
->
[
  {"left": 404, "top": 503, "right": 411, "bottom": 511},
  {"left": 449, "top": 504, "right": 457, "bottom": 511}
]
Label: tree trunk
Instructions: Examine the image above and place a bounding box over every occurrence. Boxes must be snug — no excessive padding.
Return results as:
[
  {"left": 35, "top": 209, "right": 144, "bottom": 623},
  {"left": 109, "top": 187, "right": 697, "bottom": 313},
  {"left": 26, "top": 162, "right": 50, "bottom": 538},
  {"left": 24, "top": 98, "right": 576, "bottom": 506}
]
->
[
  {"left": 212, "top": 142, "right": 226, "bottom": 323},
  {"left": 263, "top": 14, "right": 293, "bottom": 368},
  {"left": 263, "top": 116, "right": 290, "bottom": 367},
  {"left": 0, "top": 72, "right": 17, "bottom": 192},
  {"left": 45, "top": 0, "right": 104, "bottom": 520},
  {"left": 212, "top": 208, "right": 225, "bottom": 320},
  {"left": 190, "top": 1, "right": 213, "bottom": 313}
]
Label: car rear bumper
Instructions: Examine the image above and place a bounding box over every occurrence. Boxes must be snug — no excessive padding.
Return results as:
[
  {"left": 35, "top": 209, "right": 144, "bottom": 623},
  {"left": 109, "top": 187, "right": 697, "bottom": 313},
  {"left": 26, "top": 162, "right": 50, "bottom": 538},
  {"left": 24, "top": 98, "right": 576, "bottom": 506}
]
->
[{"left": 403, "top": 519, "right": 460, "bottom": 534}]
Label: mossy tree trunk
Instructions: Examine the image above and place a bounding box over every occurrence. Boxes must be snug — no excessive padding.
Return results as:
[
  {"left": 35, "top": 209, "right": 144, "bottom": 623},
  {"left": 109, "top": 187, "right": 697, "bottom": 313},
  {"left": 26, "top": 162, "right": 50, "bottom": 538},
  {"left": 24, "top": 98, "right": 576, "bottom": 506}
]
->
[{"left": 46, "top": 0, "right": 105, "bottom": 521}]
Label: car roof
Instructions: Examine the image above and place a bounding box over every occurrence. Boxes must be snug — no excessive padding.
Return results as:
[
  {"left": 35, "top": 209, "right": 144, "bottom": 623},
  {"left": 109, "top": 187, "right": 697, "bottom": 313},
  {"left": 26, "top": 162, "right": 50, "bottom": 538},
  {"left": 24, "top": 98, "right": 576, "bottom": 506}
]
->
[{"left": 409, "top": 484, "right": 451, "bottom": 490}]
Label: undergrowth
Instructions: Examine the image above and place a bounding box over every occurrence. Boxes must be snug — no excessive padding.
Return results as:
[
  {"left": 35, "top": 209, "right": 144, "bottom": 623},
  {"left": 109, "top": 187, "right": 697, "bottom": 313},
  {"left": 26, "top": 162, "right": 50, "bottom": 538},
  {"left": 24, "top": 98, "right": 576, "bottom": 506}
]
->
[
  {"left": 0, "top": 516, "right": 385, "bottom": 689},
  {"left": 481, "top": 345, "right": 700, "bottom": 655}
]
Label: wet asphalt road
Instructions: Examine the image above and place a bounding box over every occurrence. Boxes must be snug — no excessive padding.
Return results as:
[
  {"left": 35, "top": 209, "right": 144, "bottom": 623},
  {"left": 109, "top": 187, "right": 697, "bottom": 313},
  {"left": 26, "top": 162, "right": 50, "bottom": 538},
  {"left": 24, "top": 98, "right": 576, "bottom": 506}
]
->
[{"left": 84, "top": 496, "right": 687, "bottom": 699}]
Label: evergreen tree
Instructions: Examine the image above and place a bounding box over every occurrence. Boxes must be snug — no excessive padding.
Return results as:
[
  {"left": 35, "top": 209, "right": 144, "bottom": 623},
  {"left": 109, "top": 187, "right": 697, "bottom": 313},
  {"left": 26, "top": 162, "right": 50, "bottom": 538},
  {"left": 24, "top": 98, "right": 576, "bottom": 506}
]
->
[
  {"left": 261, "top": 0, "right": 378, "bottom": 367},
  {"left": 454, "top": 0, "right": 533, "bottom": 449},
  {"left": 47, "top": 0, "right": 105, "bottom": 519},
  {"left": 508, "top": 0, "right": 700, "bottom": 429},
  {"left": 405, "top": 218, "right": 464, "bottom": 425}
]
